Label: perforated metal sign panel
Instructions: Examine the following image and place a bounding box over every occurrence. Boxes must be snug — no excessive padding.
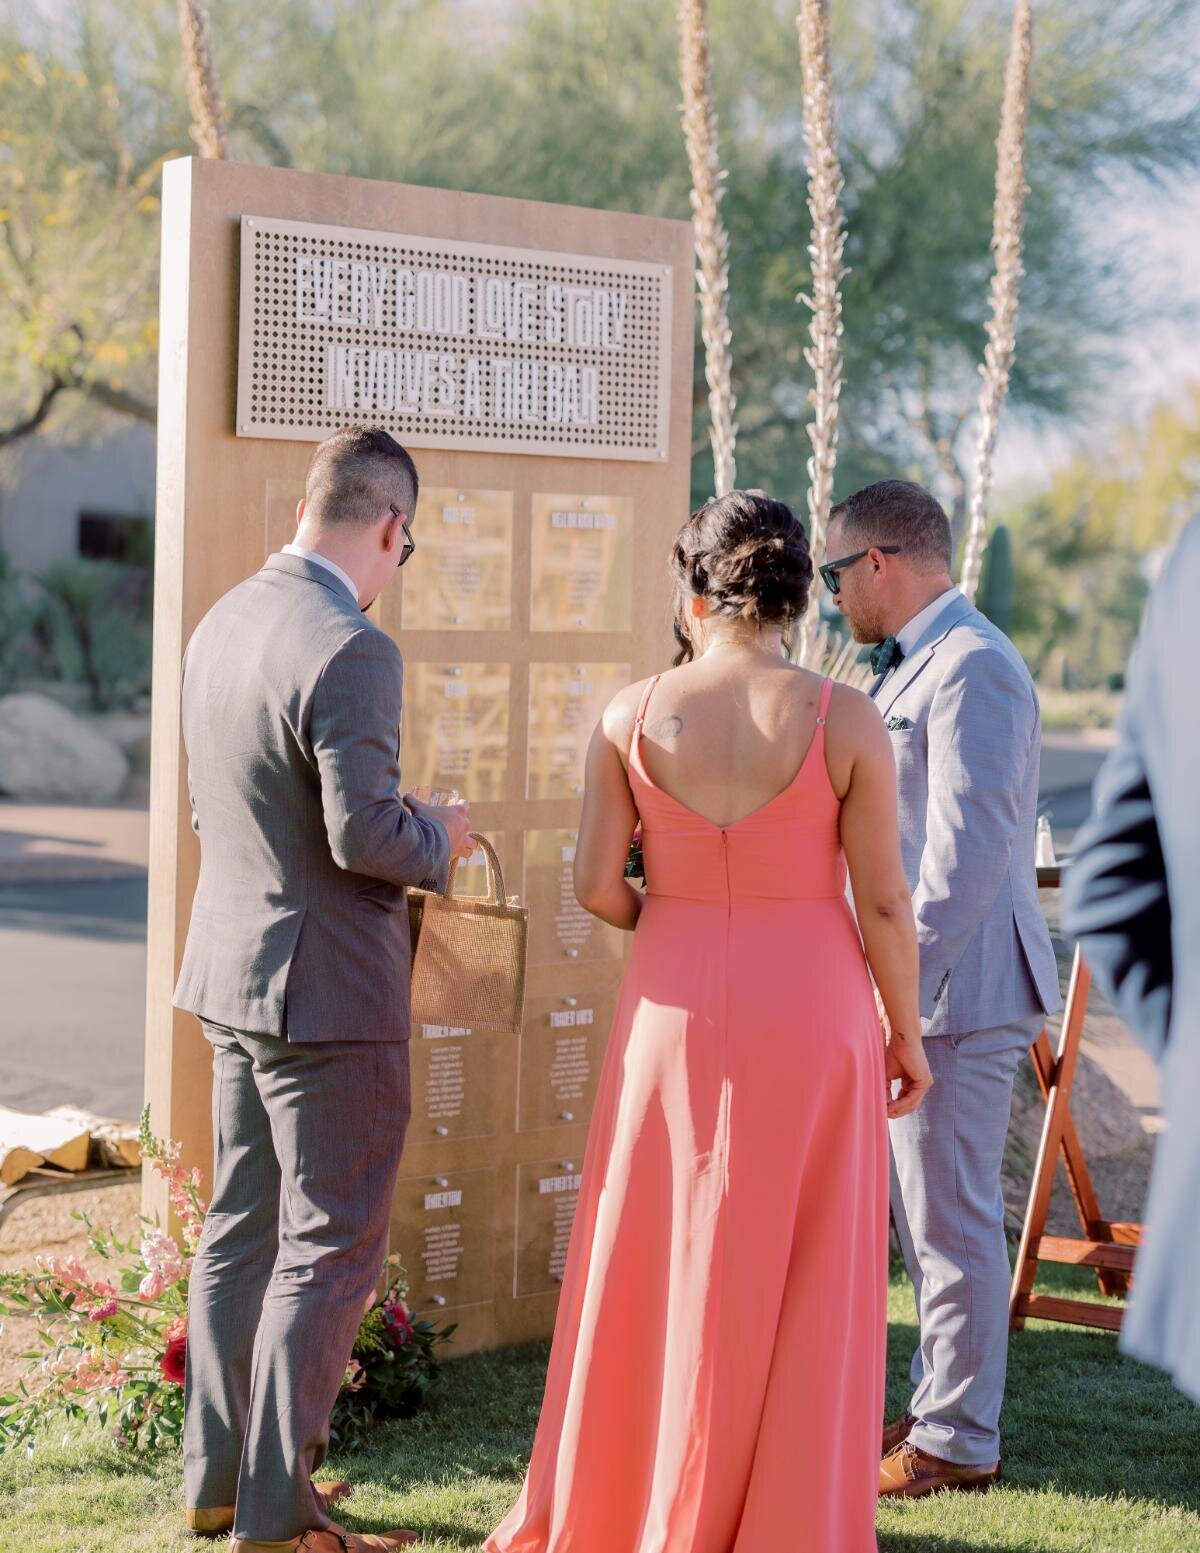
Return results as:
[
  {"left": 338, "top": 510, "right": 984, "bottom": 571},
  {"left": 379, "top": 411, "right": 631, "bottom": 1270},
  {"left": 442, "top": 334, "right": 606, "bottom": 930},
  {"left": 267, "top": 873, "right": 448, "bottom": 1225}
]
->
[{"left": 236, "top": 215, "right": 673, "bottom": 461}]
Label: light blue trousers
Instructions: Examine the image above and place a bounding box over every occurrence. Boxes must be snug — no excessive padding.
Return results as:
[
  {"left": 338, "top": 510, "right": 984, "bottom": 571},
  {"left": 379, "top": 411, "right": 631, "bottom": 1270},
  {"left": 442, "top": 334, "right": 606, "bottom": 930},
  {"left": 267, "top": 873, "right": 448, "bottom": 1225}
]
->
[{"left": 889, "top": 1016, "right": 1042, "bottom": 1465}]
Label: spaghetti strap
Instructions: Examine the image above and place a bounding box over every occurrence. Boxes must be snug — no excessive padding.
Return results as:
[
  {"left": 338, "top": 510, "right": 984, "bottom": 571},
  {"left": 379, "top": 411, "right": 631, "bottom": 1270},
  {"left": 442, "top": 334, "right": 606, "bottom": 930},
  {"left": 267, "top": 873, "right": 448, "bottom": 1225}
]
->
[
  {"left": 816, "top": 676, "right": 834, "bottom": 727},
  {"left": 634, "top": 674, "right": 662, "bottom": 732},
  {"left": 628, "top": 673, "right": 662, "bottom": 774}
]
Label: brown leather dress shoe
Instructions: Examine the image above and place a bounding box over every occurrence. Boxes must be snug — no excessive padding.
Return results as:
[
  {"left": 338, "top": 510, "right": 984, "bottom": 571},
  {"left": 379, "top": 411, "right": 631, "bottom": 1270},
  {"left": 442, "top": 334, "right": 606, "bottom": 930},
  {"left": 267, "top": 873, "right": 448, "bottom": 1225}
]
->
[
  {"left": 879, "top": 1441, "right": 1001, "bottom": 1498},
  {"left": 231, "top": 1531, "right": 419, "bottom": 1551},
  {"left": 187, "top": 1482, "right": 354, "bottom": 1536},
  {"left": 881, "top": 1408, "right": 915, "bottom": 1455}
]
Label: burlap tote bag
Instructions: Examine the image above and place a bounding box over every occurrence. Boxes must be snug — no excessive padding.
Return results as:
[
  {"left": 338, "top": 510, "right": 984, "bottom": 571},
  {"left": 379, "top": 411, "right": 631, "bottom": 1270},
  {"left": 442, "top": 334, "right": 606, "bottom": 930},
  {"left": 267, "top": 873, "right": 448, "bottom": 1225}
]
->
[{"left": 408, "top": 834, "right": 528, "bottom": 1034}]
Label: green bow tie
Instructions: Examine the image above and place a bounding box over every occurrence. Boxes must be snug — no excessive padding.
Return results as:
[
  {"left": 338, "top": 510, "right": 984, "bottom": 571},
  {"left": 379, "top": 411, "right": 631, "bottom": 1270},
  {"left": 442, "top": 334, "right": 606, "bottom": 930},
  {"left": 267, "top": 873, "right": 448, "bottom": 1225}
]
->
[{"left": 870, "top": 635, "right": 903, "bottom": 676}]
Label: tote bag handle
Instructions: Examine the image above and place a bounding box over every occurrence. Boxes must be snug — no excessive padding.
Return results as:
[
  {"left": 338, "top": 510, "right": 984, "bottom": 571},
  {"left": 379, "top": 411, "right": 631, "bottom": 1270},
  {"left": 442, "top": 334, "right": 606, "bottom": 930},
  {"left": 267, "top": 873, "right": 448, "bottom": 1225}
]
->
[{"left": 444, "top": 833, "right": 505, "bottom": 904}]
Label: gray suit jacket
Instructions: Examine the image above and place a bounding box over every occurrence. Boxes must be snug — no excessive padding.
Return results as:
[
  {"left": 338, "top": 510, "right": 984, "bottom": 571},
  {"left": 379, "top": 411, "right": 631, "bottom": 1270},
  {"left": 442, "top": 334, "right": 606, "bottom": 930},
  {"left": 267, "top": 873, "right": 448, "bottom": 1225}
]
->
[
  {"left": 873, "top": 592, "right": 1060, "bottom": 1037},
  {"left": 1064, "top": 515, "right": 1200, "bottom": 1402},
  {"left": 173, "top": 553, "right": 450, "bottom": 1042}
]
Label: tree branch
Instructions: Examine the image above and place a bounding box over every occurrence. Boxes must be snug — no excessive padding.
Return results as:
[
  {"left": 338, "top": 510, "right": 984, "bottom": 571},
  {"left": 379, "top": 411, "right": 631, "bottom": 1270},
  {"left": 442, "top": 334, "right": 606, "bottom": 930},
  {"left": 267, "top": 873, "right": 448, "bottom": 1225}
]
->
[
  {"left": 79, "top": 381, "right": 157, "bottom": 425},
  {"left": 0, "top": 379, "right": 67, "bottom": 449}
]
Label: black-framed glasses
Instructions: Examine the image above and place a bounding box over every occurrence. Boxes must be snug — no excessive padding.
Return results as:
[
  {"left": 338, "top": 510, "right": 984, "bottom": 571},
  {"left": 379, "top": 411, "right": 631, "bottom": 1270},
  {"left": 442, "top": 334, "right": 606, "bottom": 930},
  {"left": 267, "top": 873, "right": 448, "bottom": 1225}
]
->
[
  {"left": 389, "top": 504, "right": 417, "bottom": 567},
  {"left": 819, "top": 545, "right": 900, "bottom": 595}
]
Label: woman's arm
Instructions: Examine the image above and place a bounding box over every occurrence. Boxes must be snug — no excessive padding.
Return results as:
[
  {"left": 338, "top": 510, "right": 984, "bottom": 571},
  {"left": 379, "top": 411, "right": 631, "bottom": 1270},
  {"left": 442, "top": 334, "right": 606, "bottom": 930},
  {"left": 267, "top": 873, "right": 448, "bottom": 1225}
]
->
[
  {"left": 834, "top": 688, "right": 931, "bottom": 1118},
  {"left": 573, "top": 691, "right": 645, "bottom": 931}
]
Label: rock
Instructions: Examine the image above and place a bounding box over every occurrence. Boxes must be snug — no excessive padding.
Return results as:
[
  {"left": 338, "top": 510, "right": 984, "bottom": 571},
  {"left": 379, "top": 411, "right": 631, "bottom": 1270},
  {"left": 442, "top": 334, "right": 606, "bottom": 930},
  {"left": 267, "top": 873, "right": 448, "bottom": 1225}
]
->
[
  {"left": 92, "top": 710, "right": 152, "bottom": 756},
  {"left": 0, "top": 693, "right": 129, "bottom": 802}
]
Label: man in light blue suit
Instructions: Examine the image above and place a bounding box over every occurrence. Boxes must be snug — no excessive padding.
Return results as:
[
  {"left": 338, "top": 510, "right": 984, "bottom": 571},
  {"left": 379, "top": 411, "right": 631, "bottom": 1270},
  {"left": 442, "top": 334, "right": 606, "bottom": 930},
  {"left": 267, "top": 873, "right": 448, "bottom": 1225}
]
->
[
  {"left": 1064, "top": 515, "right": 1200, "bottom": 1406},
  {"left": 824, "top": 481, "right": 1060, "bottom": 1498}
]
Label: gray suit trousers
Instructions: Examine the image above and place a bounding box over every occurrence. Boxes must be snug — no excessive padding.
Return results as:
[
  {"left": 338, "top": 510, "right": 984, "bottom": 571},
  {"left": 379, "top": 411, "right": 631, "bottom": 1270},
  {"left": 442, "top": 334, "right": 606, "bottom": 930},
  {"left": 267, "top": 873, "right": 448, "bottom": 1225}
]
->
[
  {"left": 889, "top": 1016, "right": 1041, "bottom": 1465},
  {"left": 184, "top": 1022, "right": 410, "bottom": 1541}
]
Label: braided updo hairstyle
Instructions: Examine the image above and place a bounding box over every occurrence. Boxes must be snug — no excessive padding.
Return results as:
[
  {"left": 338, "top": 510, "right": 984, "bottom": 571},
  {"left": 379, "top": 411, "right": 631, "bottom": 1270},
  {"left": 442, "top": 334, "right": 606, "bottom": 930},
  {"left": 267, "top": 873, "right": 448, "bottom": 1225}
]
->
[{"left": 668, "top": 489, "right": 814, "bottom": 665}]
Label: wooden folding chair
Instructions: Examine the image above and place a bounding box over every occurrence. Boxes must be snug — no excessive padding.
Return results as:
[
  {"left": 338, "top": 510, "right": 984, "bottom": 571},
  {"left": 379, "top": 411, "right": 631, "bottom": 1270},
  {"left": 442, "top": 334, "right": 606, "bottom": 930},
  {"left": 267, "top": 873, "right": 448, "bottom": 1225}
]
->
[{"left": 1009, "top": 870, "right": 1144, "bottom": 1333}]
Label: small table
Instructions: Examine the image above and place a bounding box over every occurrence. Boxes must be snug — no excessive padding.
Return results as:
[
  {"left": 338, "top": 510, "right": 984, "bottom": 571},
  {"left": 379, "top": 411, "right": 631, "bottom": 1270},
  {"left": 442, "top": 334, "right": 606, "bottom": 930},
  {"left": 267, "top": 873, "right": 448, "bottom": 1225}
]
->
[{"left": 0, "top": 1164, "right": 142, "bottom": 1237}]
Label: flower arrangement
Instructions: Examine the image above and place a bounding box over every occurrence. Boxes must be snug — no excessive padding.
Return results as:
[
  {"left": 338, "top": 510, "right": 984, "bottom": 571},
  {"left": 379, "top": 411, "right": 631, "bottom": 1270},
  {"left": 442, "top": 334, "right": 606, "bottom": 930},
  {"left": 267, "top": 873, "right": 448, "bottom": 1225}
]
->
[
  {"left": 330, "top": 1259, "right": 454, "bottom": 1454},
  {"left": 0, "top": 1108, "right": 453, "bottom": 1456},
  {"left": 625, "top": 826, "right": 645, "bottom": 884}
]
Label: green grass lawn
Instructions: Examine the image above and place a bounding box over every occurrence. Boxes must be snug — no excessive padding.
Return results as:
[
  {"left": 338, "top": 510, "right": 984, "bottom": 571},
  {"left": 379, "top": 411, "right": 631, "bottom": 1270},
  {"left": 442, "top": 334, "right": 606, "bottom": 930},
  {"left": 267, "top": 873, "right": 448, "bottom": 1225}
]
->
[{"left": 1, "top": 1267, "right": 1196, "bottom": 1553}]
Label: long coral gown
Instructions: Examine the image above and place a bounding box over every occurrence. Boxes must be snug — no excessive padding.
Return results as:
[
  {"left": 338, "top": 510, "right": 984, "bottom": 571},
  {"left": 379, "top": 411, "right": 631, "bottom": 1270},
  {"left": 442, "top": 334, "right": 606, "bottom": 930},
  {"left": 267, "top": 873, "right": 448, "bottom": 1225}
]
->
[{"left": 486, "top": 673, "right": 888, "bottom": 1553}]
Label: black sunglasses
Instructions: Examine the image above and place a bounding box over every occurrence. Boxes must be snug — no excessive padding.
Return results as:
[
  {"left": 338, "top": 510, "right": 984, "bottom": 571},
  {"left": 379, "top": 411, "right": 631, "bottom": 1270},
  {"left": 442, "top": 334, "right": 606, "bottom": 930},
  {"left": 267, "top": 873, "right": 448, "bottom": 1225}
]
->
[
  {"left": 819, "top": 545, "right": 900, "bottom": 595},
  {"left": 389, "top": 504, "right": 417, "bottom": 567}
]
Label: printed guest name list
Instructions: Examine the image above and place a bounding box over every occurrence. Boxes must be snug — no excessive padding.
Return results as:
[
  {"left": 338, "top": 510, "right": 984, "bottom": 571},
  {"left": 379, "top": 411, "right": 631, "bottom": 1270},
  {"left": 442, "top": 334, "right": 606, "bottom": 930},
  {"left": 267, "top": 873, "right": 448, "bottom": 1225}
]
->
[{"left": 295, "top": 256, "right": 628, "bottom": 428}]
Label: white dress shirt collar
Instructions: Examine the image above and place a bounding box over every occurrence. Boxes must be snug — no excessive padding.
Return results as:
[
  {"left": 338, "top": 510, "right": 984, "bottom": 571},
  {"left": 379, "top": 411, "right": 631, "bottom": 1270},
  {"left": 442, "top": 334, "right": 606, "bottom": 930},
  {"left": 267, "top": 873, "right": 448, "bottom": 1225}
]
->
[
  {"left": 896, "top": 586, "right": 962, "bottom": 658},
  {"left": 280, "top": 543, "right": 359, "bottom": 605}
]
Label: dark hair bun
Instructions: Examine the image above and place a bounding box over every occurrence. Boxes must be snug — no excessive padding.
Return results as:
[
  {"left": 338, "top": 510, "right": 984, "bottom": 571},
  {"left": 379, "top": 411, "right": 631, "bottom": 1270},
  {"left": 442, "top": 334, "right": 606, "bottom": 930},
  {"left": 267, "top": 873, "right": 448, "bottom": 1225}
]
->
[{"left": 669, "top": 490, "right": 813, "bottom": 661}]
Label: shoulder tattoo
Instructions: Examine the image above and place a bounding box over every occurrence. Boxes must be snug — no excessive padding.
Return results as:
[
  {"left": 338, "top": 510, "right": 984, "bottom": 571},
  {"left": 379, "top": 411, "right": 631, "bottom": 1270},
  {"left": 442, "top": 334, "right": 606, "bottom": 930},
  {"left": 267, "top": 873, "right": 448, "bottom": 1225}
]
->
[{"left": 647, "top": 714, "right": 683, "bottom": 742}]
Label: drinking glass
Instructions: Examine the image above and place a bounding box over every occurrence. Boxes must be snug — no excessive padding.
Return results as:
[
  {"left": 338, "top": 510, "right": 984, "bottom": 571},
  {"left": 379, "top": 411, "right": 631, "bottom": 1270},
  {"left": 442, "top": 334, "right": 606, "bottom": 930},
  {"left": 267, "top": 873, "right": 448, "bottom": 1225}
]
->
[{"left": 410, "top": 785, "right": 462, "bottom": 806}]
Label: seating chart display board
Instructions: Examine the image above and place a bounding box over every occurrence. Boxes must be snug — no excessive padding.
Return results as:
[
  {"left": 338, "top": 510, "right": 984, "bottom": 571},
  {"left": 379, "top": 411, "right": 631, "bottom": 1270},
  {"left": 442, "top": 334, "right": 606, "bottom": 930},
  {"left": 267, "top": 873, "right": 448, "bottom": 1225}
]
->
[
  {"left": 526, "top": 661, "right": 631, "bottom": 800},
  {"left": 397, "top": 487, "right": 514, "bottom": 633},
  {"left": 147, "top": 158, "right": 693, "bottom": 1354},
  {"left": 530, "top": 494, "right": 634, "bottom": 633}
]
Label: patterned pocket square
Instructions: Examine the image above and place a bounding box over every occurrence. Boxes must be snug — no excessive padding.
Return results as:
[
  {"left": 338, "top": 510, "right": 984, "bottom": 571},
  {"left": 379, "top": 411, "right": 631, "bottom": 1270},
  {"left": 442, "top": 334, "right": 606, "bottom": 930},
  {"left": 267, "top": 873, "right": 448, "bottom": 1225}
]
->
[{"left": 886, "top": 715, "right": 914, "bottom": 732}]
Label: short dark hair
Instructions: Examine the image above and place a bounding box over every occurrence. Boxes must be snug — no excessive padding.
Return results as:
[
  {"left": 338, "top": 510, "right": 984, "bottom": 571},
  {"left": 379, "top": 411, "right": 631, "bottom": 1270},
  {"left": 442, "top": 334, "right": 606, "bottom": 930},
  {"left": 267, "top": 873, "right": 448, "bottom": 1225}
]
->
[
  {"left": 829, "top": 480, "right": 952, "bottom": 572},
  {"left": 304, "top": 426, "right": 419, "bottom": 527},
  {"left": 669, "top": 488, "right": 813, "bottom": 664}
]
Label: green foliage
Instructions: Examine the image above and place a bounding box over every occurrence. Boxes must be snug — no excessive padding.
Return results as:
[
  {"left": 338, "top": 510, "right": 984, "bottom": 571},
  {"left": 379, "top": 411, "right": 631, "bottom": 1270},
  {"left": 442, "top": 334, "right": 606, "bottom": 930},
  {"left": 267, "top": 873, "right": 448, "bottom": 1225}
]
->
[
  {"left": 1007, "top": 499, "right": 1150, "bottom": 689},
  {"left": 3, "top": 0, "right": 1200, "bottom": 515},
  {"left": 0, "top": 1114, "right": 203, "bottom": 1458},
  {"left": 976, "top": 523, "right": 1015, "bottom": 636},
  {"left": 0, "top": 1121, "right": 453, "bottom": 1462},
  {"left": 32, "top": 558, "right": 150, "bottom": 710},
  {"left": 1004, "top": 386, "right": 1200, "bottom": 686},
  {"left": 0, "top": 546, "right": 33, "bottom": 694},
  {"left": 330, "top": 1268, "right": 458, "bottom": 1455},
  {"left": 0, "top": 21, "right": 181, "bottom": 443}
]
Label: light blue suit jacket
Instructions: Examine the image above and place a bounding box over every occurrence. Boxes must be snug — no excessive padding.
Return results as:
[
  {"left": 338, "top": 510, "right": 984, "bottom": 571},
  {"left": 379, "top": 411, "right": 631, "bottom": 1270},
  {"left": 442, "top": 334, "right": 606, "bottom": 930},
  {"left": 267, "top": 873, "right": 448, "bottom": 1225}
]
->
[
  {"left": 873, "top": 593, "right": 1060, "bottom": 1037},
  {"left": 1064, "top": 515, "right": 1200, "bottom": 1402}
]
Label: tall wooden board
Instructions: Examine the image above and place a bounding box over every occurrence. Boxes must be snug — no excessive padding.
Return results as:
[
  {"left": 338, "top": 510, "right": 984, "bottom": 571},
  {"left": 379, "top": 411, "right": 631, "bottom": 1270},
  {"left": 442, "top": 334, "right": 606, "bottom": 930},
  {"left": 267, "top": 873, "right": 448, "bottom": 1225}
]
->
[{"left": 145, "top": 157, "right": 694, "bottom": 1351}]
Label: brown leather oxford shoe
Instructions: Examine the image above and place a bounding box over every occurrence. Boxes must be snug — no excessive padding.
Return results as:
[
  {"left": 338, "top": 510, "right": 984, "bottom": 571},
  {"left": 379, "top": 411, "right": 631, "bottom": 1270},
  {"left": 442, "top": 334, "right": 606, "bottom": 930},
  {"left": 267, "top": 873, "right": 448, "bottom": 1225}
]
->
[
  {"left": 878, "top": 1440, "right": 1001, "bottom": 1498},
  {"left": 187, "top": 1482, "right": 354, "bottom": 1536},
  {"left": 231, "top": 1530, "right": 419, "bottom": 1552},
  {"left": 881, "top": 1408, "right": 915, "bottom": 1456}
]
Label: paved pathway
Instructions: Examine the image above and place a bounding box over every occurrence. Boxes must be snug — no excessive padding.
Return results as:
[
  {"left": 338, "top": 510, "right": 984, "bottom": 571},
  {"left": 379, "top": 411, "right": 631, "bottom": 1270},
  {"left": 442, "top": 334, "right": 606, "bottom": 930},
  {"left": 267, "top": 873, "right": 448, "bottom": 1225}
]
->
[
  {"left": 0, "top": 875, "right": 147, "bottom": 1121},
  {"left": 0, "top": 804, "right": 149, "bottom": 1122}
]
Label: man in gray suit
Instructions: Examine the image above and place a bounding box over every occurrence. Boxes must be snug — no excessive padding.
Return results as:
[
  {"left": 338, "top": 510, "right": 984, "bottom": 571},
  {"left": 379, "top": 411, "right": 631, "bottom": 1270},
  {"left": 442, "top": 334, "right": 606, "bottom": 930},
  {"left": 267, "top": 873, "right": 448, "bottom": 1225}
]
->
[
  {"left": 175, "top": 426, "right": 474, "bottom": 1552},
  {"left": 1064, "top": 515, "right": 1200, "bottom": 1405},
  {"left": 823, "top": 480, "right": 1060, "bottom": 1497}
]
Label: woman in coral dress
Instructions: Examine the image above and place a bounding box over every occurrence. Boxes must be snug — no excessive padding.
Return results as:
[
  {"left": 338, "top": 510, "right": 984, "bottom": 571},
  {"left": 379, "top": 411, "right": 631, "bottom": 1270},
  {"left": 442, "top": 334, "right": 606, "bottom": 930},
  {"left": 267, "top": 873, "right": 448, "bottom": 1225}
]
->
[{"left": 486, "top": 491, "right": 929, "bottom": 1553}]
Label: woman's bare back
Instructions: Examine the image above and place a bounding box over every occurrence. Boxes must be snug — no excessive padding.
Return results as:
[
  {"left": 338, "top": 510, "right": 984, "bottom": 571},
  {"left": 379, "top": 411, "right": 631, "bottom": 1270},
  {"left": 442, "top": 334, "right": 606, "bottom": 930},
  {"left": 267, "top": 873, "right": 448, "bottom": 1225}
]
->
[{"left": 610, "top": 653, "right": 837, "bottom": 830}]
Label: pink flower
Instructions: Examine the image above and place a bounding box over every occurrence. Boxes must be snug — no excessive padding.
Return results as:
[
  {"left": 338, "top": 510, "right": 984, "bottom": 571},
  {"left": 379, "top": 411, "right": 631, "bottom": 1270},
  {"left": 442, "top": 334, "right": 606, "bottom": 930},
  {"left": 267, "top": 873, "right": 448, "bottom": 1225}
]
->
[
  {"left": 382, "top": 1301, "right": 413, "bottom": 1345},
  {"left": 163, "top": 1314, "right": 188, "bottom": 1344},
  {"left": 139, "top": 1269, "right": 166, "bottom": 1301},
  {"left": 62, "top": 1353, "right": 129, "bottom": 1394},
  {"left": 138, "top": 1228, "right": 188, "bottom": 1301},
  {"left": 342, "top": 1359, "right": 366, "bottom": 1393},
  {"left": 146, "top": 1145, "right": 208, "bottom": 1252},
  {"left": 37, "top": 1255, "right": 120, "bottom": 1314}
]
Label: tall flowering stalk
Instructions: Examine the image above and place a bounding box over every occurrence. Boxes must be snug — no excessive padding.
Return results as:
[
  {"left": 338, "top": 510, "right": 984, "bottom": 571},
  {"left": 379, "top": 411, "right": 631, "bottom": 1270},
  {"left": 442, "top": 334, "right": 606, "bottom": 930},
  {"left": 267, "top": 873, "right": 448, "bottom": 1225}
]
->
[
  {"left": 177, "top": 0, "right": 229, "bottom": 160},
  {"left": 677, "top": 0, "right": 737, "bottom": 497},
  {"left": 794, "top": 0, "right": 848, "bottom": 668},
  {"left": 958, "top": 0, "right": 1034, "bottom": 603},
  {"left": 0, "top": 1112, "right": 203, "bottom": 1452}
]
